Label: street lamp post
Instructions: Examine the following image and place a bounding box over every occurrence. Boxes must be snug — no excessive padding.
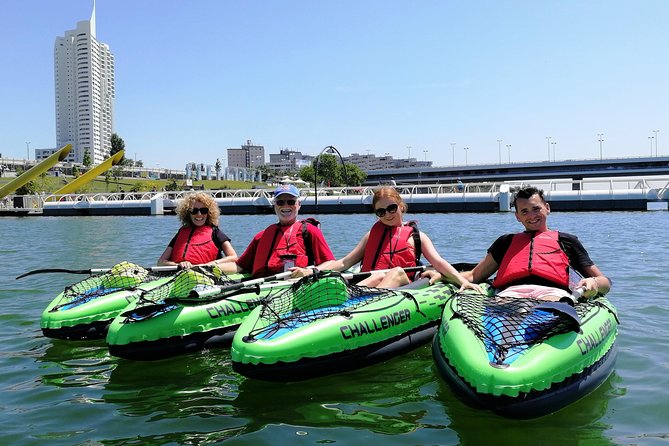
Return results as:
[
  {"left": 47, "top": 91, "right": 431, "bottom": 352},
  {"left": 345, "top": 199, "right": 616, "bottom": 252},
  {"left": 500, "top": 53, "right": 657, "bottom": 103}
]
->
[
  {"left": 551, "top": 141, "right": 557, "bottom": 162},
  {"left": 497, "top": 139, "right": 502, "bottom": 164},
  {"left": 464, "top": 147, "right": 469, "bottom": 166},
  {"left": 384, "top": 152, "right": 390, "bottom": 169},
  {"left": 506, "top": 144, "right": 511, "bottom": 163},
  {"left": 597, "top": 133, "right": 604, "bottom": 160},
  {"left": 653, "top": 130, "right": 660, "bottom": 156},
  {"left": 648, "top": 136, "right": 654, "bottom": 156},
  {"left": 545, "top": 136, "right": 552, "bottom": 161},
  {"left": 25, "top": 141, "right": 31, "bottom": 160},
  {"left": 450, "top": 143, "right": 456, "bottom": 167},
  {"left": 423, "top": 149, "right": 428, "bottom": 162}
]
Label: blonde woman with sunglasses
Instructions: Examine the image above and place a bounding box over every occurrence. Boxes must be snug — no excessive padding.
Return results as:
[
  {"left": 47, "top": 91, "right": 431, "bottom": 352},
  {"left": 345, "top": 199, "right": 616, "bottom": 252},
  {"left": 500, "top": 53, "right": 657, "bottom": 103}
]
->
[
  {"left": 318, "top": 187, "right": 482, "bottom": 291},
  {"left": 158, "top": 192, "right": 237, "bottom": 269}
]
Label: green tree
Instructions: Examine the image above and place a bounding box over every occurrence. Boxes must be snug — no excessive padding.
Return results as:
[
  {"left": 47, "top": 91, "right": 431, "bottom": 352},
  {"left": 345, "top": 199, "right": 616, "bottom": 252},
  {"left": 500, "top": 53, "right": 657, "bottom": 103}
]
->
[
  {"left": 111, "top": 166, "right": 123, "bottom": 191},
  {"left": 300, "top": 155, "right": 367, "bottom": 187},
  {"left": 341, "top": 163, "right": 367, "bottom": 186},
  {"left": 110, "top": 133, "right": 126, "bottom": 163},
  {"left": 82, "top": 149, "right": 92, "bottom": 168},
  {"left": 312, "top": 154, "right": 342, "bottom": 186},
  {"left": 164, "top": 178, "right": 179, "bottom": 191},
  {"left": 298, "top": 165, "right": 315, "bottom": 184},
  {"left": 72, "top": 165, "right": 80, "bottom": 178}
]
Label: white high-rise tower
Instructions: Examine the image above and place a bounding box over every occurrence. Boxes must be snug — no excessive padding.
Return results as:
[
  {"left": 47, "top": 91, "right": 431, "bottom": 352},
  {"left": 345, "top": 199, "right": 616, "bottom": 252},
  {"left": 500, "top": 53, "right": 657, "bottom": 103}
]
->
[{"left": 54, "top": 1, "right": 115, "bottom": 164}]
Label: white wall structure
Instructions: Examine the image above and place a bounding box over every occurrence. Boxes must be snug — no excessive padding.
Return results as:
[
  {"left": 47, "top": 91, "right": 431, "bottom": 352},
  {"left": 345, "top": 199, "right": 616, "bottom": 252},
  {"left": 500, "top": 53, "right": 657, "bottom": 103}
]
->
[{"left": 54, "top": 1, "right": 115, "bottom": 165}]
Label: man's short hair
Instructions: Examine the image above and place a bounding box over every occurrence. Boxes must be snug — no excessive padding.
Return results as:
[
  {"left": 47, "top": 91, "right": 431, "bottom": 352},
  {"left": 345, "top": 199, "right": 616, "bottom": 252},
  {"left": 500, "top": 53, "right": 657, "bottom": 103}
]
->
[{"left": 513, "top": 186, "right": 545, "bottom": 209}]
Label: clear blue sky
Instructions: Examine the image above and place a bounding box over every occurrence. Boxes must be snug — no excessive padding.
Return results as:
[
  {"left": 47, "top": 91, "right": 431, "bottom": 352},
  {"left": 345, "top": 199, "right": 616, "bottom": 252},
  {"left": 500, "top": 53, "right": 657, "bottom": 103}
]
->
[{"left": 1, "top": 0, "right": 667, "bottom": 169}]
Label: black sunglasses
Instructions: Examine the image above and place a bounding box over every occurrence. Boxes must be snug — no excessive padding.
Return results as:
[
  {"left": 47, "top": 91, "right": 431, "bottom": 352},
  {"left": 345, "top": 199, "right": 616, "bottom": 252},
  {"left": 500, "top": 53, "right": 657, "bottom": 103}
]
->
[
  {"left": 274, "top": 199, "right": 297, "bottom": 206},
  {"left": 374, "top": 203, "right": 399, "bottom": 218},
  {"left": 189, "top": 207, "right": 209, "bottom": 215}
]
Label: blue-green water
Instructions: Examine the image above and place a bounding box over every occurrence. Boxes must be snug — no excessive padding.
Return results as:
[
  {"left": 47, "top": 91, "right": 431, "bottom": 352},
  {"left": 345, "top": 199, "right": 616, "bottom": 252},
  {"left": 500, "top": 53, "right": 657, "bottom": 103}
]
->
[{"left": 1, "top": 211, "right": 667, "bottom": 445}]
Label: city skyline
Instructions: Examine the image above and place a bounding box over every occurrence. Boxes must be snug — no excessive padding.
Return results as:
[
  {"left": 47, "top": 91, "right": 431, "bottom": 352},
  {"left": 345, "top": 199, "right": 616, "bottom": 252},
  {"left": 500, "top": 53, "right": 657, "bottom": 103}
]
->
[{"left": 1, "top": 0, "right": 667, "bottom": 169}]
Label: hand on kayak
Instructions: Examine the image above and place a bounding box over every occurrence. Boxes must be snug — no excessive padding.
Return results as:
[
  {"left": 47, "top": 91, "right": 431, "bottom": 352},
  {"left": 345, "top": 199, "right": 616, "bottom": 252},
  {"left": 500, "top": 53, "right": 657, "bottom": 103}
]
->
[
  {"left": 420, "top": 270, "right": 442, "bottom": 285},
  {"left": 289, "top": 267, "right": 314, "bottom": 279},
  {"left": 421, "top": 270, "right": 484, "bottom": 293},
  {"left": 459, "top": 280, "right": 485, "bottom": 294}
]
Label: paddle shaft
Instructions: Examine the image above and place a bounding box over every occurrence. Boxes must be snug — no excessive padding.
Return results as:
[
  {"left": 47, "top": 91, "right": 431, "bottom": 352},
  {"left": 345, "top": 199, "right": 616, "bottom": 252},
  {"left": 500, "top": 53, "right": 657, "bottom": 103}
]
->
[
  {"left": 191, "top": 270, "right": 294, "bottom": 298},
  {"left": 15, "top": 265, "right": 179, "bottom": 280},
  {"left": 340, "top": 265, "right": 427, "bottom": 281},
  {"left": 559, "top": 286, "right": 586, "bottom": 306},
  {"left": 191, "top": 264, "right": 427, "bottom": 299}
]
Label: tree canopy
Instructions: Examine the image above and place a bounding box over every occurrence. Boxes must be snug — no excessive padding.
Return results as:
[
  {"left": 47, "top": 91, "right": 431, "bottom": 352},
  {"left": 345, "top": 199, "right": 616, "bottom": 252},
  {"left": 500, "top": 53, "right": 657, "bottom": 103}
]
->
[
  {"left": 110, "top": 133, "right": 126, "bottom": 163},
  {"left": 298, "top": 154, "right": 367, "bottom": 187},
  {"left": 82, "top": 149, "right": 92, "bottom": 168}
]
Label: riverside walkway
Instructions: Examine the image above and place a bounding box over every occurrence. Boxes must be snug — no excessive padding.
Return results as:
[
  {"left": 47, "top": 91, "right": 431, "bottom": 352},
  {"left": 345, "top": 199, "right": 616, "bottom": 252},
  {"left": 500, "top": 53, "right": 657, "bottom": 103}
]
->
[{"left": 2, "top": 177, "right": 667, "bottom": 216}]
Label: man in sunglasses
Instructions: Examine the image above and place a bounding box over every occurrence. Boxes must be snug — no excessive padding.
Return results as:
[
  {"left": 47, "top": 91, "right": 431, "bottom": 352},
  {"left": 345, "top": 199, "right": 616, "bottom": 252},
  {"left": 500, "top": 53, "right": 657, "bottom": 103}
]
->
[
  {"left": 217, "top": 184, "right": 335, "bottom": 278},
  {"left": 464, "top": 186, "right": 611, "bottom": 301}
]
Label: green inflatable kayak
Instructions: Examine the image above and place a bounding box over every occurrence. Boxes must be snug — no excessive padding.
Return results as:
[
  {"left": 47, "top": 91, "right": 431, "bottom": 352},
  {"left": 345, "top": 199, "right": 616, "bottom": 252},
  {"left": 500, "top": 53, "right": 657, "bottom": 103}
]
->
[
  {"left": 40, "top": 262, "right": 243, "bottom": 340},
  {"left": 106, "top": 268, "right": 292, "bottom": 360},
  {"left": 432, "top": 292, "right": 618, "bottom": 418},
  {"left": 231, "top": 271, "right": 473, "bottom": 381}
]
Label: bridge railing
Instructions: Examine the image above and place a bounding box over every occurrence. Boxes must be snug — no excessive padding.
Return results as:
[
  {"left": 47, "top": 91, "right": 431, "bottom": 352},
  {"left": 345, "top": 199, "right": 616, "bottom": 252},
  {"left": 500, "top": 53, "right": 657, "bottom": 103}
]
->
[
  {"left": 504, "top": 176, "right": 668, "bottom": 192},
  {"left": 6, "top": 176, "right": 668, "bottom": 214}
]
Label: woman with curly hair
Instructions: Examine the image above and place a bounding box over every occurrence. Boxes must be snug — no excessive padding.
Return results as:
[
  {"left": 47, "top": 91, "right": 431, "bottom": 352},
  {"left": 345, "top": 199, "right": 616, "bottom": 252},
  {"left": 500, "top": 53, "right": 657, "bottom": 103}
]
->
[{"left": 158, "top": 191, "right": 237, "bottom": 269}]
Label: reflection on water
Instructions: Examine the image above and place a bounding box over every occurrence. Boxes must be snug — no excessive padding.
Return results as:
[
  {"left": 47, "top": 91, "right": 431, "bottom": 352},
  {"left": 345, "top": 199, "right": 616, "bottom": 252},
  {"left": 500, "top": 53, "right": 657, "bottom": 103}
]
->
[
  {"left": 435, "top": 367, "right": 619, "bottom": 445},
  {"left": 103, "top": 346, "right": 440, "bottom": 439},
  {"left": 38, "top": 340, "right": 113, "bottom": 389},
  {"left": 234, "top": 347, "right": 437, "bottom": 436},
  {"left": 106, "top": 351, "right": 239, "bottom": 418}
]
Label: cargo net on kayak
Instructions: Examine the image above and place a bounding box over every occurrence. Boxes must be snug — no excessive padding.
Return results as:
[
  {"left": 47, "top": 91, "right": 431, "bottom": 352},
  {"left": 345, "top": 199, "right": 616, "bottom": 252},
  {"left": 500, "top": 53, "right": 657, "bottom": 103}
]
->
[
  {"left": 121, "top": 265, "right": 240, "bottom": 322},
  {"left": 243, "top": 271, "right": 418, "bottom": 341},
  {"left": 452, "top": 294, "right": 599, "bottom": 365},
  {"left": 55, "top": 261, "right": 176, "bottom": 310},
  {"left": 134, "top": 265, "right": 237, "bottom": 305}
]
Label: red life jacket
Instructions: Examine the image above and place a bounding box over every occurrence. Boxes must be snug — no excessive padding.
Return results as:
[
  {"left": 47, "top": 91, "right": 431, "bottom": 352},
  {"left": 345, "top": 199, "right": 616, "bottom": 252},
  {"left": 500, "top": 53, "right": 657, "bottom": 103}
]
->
[
  {"left": 492, "top": 230, "right": 570, "bottom": 289},
  {"left": 251, "top": 219, "right": 319, "bottom": 277},
  {"left": 170, "top": 225, "right": 220, "bottom": 265},
  {"left": 361, "top": 220, "right": 421, "bottom": 273}
]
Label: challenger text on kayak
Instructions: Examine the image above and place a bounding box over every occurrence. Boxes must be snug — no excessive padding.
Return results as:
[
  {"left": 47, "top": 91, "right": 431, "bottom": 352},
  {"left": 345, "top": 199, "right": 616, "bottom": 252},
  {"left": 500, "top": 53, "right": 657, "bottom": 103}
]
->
[{"left": 340, "top": 309, "right": 411, "bottom": 340}]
